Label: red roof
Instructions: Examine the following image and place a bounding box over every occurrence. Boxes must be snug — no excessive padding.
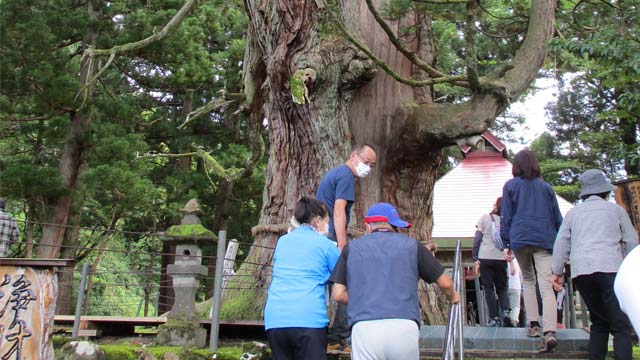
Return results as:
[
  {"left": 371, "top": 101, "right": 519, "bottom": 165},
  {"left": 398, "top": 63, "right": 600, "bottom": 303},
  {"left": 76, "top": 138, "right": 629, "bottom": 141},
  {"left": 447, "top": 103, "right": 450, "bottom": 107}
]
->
[
  {"left": 460, "top": 131, "right": 507, "bottom": 157},
  {"left": 431, "top": 151, "right": 574, "bottom": 240}
]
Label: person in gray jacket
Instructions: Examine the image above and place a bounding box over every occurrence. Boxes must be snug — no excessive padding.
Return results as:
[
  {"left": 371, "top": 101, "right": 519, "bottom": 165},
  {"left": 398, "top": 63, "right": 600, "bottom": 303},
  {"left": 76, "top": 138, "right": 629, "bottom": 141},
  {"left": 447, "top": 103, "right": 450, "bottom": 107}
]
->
[{"left": 552, "top": 169, "right": 638, "bottom": 360}]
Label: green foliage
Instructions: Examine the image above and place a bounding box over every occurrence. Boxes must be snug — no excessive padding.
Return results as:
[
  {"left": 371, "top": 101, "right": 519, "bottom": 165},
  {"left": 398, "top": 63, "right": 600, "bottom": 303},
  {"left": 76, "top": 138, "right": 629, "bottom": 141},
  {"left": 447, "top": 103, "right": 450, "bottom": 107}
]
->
[
  {"left": 218, "top": 287, "right": 264, "bottom": 320},
  {"left": 290, "top": 70, "right": 308, "bottom": 105},
  {"left": 546, "top": 0, "right": 640, "bottom": 177},
  {"left": 166, "top": 224, "right": 216, "bottom": 238},
  {"left": 96, "top": 344, "right": 241, "bottom": 360},
  {"left": 0, "top": 0, "right": 264, "bottom": 270},
  {"left": 52, "top": 335, "right": 74, "bottom": 349},
  {"left": 81, "top": 235, "right": 161, "bottom": 316}
]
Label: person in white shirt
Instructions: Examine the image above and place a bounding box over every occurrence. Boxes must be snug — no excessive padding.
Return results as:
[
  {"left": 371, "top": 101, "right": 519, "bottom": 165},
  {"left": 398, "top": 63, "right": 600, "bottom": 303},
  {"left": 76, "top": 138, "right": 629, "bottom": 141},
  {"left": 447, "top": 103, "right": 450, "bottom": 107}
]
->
[
  {"left": 614, "top": 245, "right": 640, "bottom": 335},
  {"left": 507, "top": 257, "right": 522, "bottom": 327}
]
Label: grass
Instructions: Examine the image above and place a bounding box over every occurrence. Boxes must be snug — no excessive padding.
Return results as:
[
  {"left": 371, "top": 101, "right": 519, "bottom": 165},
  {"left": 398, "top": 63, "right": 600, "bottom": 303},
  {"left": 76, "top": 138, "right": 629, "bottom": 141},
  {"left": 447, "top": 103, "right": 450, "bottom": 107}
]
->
[
  {"left": 52, "top": 336, "right": 244, "bottom": 360},
  {"left": 605, "top": 345, "right": 640, "bottom": 359}
]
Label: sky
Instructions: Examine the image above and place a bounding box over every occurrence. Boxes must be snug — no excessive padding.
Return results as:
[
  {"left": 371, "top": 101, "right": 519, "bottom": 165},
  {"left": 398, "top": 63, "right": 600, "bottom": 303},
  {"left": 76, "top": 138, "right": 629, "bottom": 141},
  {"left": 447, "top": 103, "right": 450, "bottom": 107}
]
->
[{"left": 504, "top": 77, "right": 558, "bottom": 152}]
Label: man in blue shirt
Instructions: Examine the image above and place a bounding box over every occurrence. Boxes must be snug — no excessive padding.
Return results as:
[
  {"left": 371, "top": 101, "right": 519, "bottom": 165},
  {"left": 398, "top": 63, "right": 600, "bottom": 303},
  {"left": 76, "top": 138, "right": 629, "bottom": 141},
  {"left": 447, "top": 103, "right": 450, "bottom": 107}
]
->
[
  {"left": 316, "top": 144, "right": 376, "bottom": 250},
  {"left": 316, "top": 143, "right": 376, "bottom": 352}
]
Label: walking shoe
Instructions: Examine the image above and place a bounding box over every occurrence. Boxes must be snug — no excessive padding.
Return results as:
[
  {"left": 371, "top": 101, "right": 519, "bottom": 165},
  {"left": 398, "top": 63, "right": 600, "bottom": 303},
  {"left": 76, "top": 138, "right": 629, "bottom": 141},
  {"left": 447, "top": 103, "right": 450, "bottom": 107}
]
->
[
  {"left": 327, "top": 341, "right": 342, "bottom": 353},
  {"left": 502, "top": 310, "right": 514, "bottom": 327},
  {"left": 527, "top": 322, "right": 542, "bottom": 337},
  {"left": 327, "top": 339, "right": 351, "bottom": 354},
  {"left": 488, "top": 317, "right": 501, "bottom": 327},
  {"left": 539, "top": 331, "right": 557, "bottom": 353}
]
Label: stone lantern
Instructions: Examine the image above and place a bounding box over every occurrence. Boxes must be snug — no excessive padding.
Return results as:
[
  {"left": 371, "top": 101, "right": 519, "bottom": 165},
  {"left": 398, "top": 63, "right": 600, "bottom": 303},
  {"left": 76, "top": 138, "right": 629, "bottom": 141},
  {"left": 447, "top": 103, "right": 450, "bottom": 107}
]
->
[{"left": 156, "top": 199, "right": 215, "bottom": 347}]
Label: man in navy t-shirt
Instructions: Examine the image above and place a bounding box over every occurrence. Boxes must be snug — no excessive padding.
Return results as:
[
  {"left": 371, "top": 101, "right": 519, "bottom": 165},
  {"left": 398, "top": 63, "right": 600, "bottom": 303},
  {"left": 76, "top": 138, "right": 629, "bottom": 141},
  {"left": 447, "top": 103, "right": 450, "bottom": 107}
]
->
[
  {"left": 316, "top": 143, "right": 376, "bottom": 353},
  {"left": 316, "top": 144, "right": 376, "bottom": 250}
]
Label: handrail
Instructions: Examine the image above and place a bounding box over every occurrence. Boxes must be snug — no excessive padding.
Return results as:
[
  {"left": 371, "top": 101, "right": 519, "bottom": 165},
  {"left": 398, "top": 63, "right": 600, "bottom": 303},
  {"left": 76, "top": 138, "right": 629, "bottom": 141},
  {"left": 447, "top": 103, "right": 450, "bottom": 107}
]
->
[{"left": 442, "top": 240, "right": 464, "bottom": 360}]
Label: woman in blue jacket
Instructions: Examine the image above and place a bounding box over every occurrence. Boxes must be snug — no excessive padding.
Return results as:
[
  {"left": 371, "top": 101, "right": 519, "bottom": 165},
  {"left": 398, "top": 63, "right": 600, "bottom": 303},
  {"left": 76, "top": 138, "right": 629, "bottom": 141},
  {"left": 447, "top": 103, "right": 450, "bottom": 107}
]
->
[
  {"left": 264, "top": 197, "right": 340, "bottom": 360},
  {"left": 500, "top": 149, "right": 563, "bottom": 353}
]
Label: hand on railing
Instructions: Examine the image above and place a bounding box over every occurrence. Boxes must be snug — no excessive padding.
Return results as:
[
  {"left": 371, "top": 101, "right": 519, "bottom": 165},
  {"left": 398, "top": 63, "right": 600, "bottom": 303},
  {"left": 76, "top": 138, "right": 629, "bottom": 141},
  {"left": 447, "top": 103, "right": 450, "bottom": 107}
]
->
[{"left": 449, "top": 291, "right": 461, "bottom": 305}]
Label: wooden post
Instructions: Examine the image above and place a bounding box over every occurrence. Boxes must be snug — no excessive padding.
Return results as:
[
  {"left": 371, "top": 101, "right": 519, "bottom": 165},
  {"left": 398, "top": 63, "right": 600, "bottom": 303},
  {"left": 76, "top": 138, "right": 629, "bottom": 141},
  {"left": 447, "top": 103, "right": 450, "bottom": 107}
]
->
[{"left": 0, "top": 258, "right": 74, "bottom": 359}]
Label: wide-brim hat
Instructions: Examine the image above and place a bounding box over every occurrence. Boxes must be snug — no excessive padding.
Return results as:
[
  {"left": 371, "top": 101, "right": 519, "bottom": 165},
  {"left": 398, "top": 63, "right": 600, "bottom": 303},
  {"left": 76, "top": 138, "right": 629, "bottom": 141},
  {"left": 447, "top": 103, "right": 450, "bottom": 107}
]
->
[
  {"left": 364, "top": 202, "right": 412, "bottom": 228},
  {"left": 579, "top": 169, "right": 616, "bottom": 197}
]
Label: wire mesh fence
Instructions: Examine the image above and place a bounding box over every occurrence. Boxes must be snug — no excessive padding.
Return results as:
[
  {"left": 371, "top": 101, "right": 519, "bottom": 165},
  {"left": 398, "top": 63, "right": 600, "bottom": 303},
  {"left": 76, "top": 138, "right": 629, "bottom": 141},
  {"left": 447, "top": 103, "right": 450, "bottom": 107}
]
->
[
  {"left": 9, "top": 219, "right": 275, "bottom": 319},
  {"left": 5, "top": 219, "right": 581, "bottom": 331}
]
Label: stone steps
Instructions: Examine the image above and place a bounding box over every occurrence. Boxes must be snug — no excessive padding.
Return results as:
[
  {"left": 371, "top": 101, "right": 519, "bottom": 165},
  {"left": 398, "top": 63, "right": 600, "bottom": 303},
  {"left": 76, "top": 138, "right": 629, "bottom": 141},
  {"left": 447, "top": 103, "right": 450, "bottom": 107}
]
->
[
  {"left": 328, "top": 325, "right": 590, "bottom": 359},
  {"left": 420, "top": 326, "right": 589, "bottom": 358}
]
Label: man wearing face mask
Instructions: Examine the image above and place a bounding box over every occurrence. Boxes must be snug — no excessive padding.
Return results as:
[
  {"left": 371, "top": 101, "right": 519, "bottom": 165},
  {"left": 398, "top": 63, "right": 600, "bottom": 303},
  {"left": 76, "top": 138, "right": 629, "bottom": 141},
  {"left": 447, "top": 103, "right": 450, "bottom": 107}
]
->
[
  {"left": 316, "top": 143, "right": 376, "bottom": 353},
  {"left": 317, "top": 144, "right": 376, "bottom": 250}
]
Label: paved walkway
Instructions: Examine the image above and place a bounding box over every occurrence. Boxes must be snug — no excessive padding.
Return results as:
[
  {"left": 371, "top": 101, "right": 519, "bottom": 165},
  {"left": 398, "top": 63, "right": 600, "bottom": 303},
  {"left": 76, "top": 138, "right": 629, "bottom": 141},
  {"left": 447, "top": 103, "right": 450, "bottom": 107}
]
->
[{"left": 420, "top": 326, "right": 590, "bottom": 358}]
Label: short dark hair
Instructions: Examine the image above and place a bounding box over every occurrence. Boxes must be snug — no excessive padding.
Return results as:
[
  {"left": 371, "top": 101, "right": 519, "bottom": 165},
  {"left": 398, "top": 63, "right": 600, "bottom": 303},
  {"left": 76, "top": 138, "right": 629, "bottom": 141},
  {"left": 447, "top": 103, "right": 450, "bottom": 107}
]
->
[
  {"left": 0, "top": 198, "right": 5, "bottom": 210},
  {"left": 294, "top": 197, "right": 329, "bottom": 224},
  {"left": 512, "top": 149, "right": 541, "bottom": 180},
  {"left": 491, "top": 197, "right": 502, "bottom": 215},
  {"left": 351, "top": 143, "right": 376, "bottom": 155},
  {"left": 580, "top": 192, "right": 610, "bottom": 201}
]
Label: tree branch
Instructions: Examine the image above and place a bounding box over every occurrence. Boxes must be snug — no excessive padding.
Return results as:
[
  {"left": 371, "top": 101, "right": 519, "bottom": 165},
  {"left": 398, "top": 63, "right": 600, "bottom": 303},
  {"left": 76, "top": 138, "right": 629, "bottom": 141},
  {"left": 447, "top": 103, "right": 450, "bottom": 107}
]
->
[
  {"left": 178, "top": 91, "right": 247, "bottom": 129},
  {"left": 76, "top": 0, "right": 199, "bottom": 102},
  {"left": 477, "top": 26, "right": 525, "bottom": 39},
  {"left": 412, "top": 0, "right": 467, "bottom": 4},
  {"left": 465, "top": 0, "right": 480, "bottom": 90},
  {"left": 364, "top": 0, "right": 446, "bottom": 78},
  {"left": 0, "top": 110, "right": 73, "bottom": 123},
  {"left": 332, "top": 17, "right": 468, "bottom": 87},
  {"left": 90, "top": 0, "right": 198, "bottom": 57},
  {"left": 478, "top": 3, "right": 520, "bottom": 20},
  {"left": 137, "top": 146, "right": 244, "bottom": 182}
]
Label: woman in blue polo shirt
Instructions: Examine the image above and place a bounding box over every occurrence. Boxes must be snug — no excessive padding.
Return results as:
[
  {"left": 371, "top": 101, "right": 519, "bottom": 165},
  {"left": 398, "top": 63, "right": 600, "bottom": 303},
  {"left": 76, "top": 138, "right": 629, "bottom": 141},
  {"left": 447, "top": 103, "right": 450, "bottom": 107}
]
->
[{"left": 264, "top": 197, "right": 340, "bottom": 360}]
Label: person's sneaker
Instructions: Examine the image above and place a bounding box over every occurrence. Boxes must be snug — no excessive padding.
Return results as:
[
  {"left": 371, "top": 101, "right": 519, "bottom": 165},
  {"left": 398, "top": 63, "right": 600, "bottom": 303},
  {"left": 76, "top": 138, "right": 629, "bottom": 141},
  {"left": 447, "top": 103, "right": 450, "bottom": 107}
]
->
[
  {"left": 502, "top": 310, "right": 514, "bottom": 327},
  {"left": 539, "top": 331, "right": 557, "bottom": 353},
  {"left": 327, "top": 341, "right": 342, "bottom": 353},
  {"left": 488, "top": 317, "right": 501, "bottom": 327},
  {"left": 527, "top": 322, "right": 542, "bottom": 337}
]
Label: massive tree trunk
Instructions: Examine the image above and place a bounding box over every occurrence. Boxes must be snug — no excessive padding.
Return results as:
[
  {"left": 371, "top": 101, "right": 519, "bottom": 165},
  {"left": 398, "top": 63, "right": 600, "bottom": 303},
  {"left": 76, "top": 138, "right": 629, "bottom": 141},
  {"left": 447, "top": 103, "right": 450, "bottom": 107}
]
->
[
  {"left": 37, "top": 0, "right": 101, "bottom": 259},
  {"left": 223, "top": 0, "right": 555, "bottom": 321}
]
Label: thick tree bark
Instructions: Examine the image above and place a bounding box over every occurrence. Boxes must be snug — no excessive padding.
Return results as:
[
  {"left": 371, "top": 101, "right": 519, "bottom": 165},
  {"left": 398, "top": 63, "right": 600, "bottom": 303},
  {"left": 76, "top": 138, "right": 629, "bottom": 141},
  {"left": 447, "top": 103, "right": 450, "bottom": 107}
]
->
[
  {"left": 56, "top": 207, "right": 82, "bottom": 315},
  {"left": 37, "top": 0, "right": 101, "bottom": 259},
  {"left": 225, "top": 0, "right": 555, "bottom": 321},
  {"left": 222, "top": 0, "right": 375, "bottom": 318}
]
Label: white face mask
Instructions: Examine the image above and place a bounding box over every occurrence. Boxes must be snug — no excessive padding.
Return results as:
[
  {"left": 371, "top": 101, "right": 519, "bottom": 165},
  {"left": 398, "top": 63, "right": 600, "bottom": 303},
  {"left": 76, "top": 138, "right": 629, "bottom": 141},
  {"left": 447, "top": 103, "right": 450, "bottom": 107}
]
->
[
  {"left": 355, "top": 161, "right": 371, "bottom": 178},
  {"left": 313, "top": 218, "right": 329, "bottom": 236},
  {"left": 322, "top": 222, "right": 330, "bottom": 236}
]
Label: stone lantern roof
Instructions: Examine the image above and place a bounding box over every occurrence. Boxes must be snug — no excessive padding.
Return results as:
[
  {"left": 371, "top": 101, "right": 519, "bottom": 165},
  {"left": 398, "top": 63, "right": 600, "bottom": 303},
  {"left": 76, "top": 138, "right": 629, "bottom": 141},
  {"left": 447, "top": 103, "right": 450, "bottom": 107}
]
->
[{"left": 162, "top": 199, "right": 216, "bottom": 243}]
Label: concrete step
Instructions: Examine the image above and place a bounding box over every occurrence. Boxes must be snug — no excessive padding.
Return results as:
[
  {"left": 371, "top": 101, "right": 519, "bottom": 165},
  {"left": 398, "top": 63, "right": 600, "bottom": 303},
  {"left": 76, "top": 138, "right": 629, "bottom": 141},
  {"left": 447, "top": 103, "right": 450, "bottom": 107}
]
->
[{"left": 420, "top": 326, "right": 589, "bottom": 358}]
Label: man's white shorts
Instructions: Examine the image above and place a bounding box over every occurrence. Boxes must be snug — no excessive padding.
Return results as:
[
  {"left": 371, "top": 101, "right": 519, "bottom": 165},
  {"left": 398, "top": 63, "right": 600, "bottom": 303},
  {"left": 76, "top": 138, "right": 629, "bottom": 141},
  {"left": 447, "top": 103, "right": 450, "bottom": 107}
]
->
[{"left": 351, "top": 318, "right": 419, "bottom": 360}]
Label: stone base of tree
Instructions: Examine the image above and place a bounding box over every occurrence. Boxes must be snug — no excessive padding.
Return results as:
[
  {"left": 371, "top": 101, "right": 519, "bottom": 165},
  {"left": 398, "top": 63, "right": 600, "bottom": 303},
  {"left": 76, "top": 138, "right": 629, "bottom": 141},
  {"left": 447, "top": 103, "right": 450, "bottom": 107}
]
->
[{"left": 156, "top": 320, "right": 207, "bottom": 348}]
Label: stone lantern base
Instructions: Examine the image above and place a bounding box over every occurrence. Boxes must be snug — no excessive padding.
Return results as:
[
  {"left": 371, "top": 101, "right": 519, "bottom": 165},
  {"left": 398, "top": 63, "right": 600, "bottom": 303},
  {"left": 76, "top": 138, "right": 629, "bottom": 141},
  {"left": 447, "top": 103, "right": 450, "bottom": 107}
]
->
[{"left": 156, "top": 319, "right": 207, "bottom": 348}]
